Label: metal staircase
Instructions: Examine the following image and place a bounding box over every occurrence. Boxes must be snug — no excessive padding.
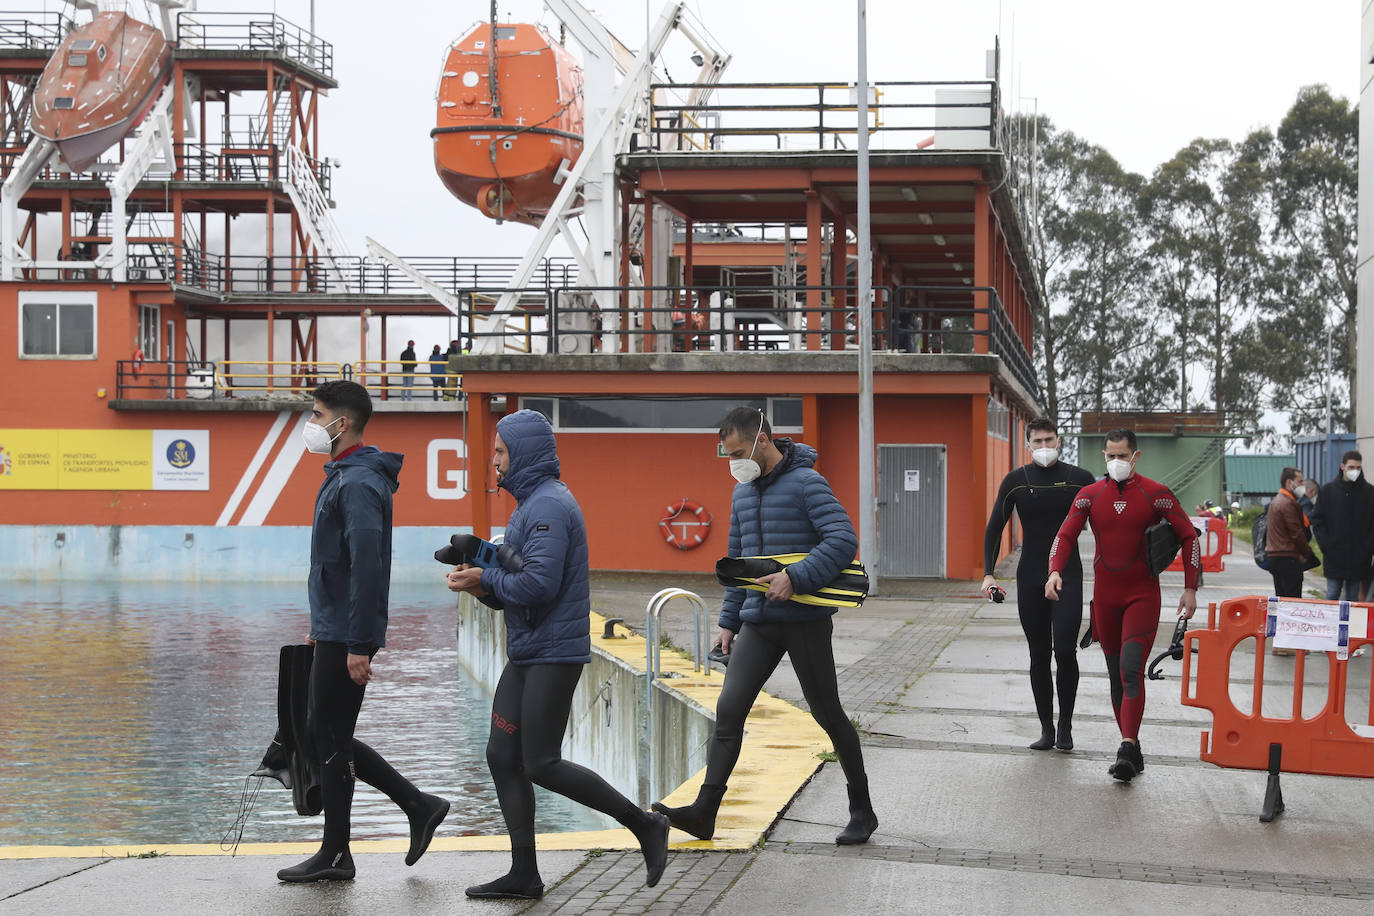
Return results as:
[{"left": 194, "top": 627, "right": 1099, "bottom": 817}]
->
[
  {"left": 1162, "top": 437, "right": 1226, "bottom": 496},
  {"left": 104, "top": 80, "right": 178, "bottom": 280},
  {"left": 282, "top": 141, "right": 352, "bottom": 291},
  {"left": 251, "top": 73, "right": 294, "bottom": 147}
]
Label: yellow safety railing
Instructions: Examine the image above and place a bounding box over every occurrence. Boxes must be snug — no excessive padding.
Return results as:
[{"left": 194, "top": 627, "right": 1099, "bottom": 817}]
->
[
  {"left": 215, "top": 361, "right": 343, "bottom": 395},
  {"left": 353, "top": 361, "right": 463, "bottom": 401}
]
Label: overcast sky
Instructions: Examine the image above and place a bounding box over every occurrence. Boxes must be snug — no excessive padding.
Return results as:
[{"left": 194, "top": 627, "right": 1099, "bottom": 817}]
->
[{"left": 183, "top": 0, "right": 1360, "bottom": 258}]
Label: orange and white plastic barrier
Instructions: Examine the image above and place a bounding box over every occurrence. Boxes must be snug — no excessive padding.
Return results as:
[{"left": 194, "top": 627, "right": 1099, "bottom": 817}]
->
[
  {"left": 1181, "top": 595, "right": 1374, "bottom": 821},
  {"left": 1166, "top": 516, "right": 1231, "bottom": 574}
]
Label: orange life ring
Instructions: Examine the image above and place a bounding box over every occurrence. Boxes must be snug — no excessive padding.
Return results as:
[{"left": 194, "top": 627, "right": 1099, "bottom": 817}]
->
[
  {"left": 132, "top": 348, "right": 146, "bottom": 376},
  {"left": 659, "top": 498, "right": 712, "bottom": 550}
]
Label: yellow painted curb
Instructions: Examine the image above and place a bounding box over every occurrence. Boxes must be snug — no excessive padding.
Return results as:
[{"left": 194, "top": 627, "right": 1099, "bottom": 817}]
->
[
  {"left": 588, "top": 611, "right": 832, "bottom": 850},
  {"left": 0, "top": 610, "right": 831, "bottom": 860}
]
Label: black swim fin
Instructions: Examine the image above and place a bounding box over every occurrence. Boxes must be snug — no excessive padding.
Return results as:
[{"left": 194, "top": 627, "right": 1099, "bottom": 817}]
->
[
  {"left": 251, "top": 733, "right": 292, "bottom": 789},
  {"left": 435, "top": 533, "right": 525, "bottom": 572},
  {"left": 715, "top": 553, "right": 869, "bottom": 608}
]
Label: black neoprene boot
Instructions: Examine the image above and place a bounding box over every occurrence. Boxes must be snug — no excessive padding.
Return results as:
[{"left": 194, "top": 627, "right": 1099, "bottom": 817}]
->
[
  {"left": 652, "top": 782, "right": 727, "bottom": 841},
  {"left": 1108, "top": 741, "right": 1139, "bottom": 782},
  {"left": 1127, "top": 739, "right": 1144, "bottom": 773},
  {"left": 465, "top": 845, "right": 544, "bottom": 900},
  {"left": 404, "top": 792, "right": 450, "bottom": 866},
  {"left": 1029, "top": 726, "right": 1056, "bottom": 750},
  {"left": 1055, "top": 720, "right": 1074, "bottom": 751},
  {"left": 621, "top": 806, "right": 670, "bottom": 887},
  {"left": 276, "top": 846, "right": 355, "bottom": 882},
  {"left": 835, "top": 781, "right": 879, "bottom": 845}
]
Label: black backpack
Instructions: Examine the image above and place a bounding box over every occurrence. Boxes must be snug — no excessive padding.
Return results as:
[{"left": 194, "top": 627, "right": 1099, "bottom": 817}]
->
[{"left": 1252, "top": 508, "right": 1270, "bottom": 571}]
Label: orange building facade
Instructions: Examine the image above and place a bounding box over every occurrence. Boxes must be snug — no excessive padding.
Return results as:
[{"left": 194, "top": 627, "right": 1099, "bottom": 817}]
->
[{"left": 2, "top": 15, "right": 1043, "bottom": 581}]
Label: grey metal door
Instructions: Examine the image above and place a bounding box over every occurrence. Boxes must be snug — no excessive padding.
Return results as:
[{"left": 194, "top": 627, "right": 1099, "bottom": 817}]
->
[{"left": 876, "top": 444, "right": 946, "bottom": 578}]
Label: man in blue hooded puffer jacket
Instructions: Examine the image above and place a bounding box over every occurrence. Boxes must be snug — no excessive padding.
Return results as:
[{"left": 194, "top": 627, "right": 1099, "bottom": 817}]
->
[
  {"left": 446, "top": 409, "right": 669, "bottom": 900},
  {"left": 653, "top": 406, "right": 878, "bottom": 846}
]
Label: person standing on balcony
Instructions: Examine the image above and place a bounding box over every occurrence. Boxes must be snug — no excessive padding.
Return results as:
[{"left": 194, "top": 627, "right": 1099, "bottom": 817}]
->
[
  {"left": 1045, "top": 428, "right": 1200, "bottom": 783},
  {"left": 982, "top": 416, "right": 1096, "bottom": 751},
  {"left": 653, "top": 407, "right": 878, "bottom": 846},
  {"left": 277, "top": 380, "right": 450, "bottom": 883},
  {"left": 398, "top": 340, "right": 417, "bottom": 401},
  {"left": 1310, "top": 451, "right": 1374, "bottom": 601},
  {"left": 445, "top": 410, "right": 669, "bottom": 900},
  {"left": 427, "top": 344, "right": 446, "bottom": 400}
]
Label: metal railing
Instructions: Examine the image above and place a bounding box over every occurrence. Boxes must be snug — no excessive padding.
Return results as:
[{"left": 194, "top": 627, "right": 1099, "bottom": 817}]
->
[
  {"left": 643, "top": 587, "right": 710, "bottom": 812},
  {"left": 647, "top": 80, "right": 998, "bottom": 153},
  {"left": 0, "top": 140, "right": 329, "bottom": 195},
  {"left": 114, "top": 359, "right": 216, "bottom": 400},
  {"left": 353, "top": 360, "right": 462, "bottom": 401},
  {"left": 161, "top": 248, "right": 579, "bottom": 296},
  {"left": 0, "top": 11, "right": 68, "bottom": 50},
  {"left": 213, "top": 360, "right": 342, "bottom": 397},
  {"left": 175, "top": 11, "right": 333, "bottom": 78},
  {"left": 645, "top": 588, "right": 712, "bottom": 679}
]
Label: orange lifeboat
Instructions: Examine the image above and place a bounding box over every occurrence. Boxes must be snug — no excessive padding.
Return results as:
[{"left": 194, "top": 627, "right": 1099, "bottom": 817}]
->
[
  {"left": 30, "top": 12, "right": 173, "bottom": 174},
  {"left": 432, "top": 22, "right": 584, "bottom": 226}
]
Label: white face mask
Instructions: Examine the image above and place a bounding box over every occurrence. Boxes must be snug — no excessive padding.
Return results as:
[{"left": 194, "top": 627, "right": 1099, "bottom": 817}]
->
[
  {"left": 729, "top": 431, "right": 763, "bottom": 484},
  {"left": 302, "top": 416, "right": 343, "bottom": 455},
  {"left": 1031, "top": 447, "right": 1058, "bottom": 468},
  {"left": 1106, "top": 458, "right": 1133, "bottom": 482},
  {"left": 1346, "top": 468, "right": 1362, "bottom": 483}
]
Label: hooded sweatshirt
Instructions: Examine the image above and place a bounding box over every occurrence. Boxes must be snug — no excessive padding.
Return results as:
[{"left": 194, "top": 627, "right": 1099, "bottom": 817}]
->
[
  {"left": 477, "top": 409, "right": 592, "bottom": 665},
  {"left": 308, "top": 445, "right": 403, "bottom": 652}
]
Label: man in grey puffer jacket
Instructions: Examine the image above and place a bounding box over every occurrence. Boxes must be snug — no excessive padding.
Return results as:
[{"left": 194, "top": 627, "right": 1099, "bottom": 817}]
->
[{"left": 653, "top": 407, "right": 878, "bottom": 846}]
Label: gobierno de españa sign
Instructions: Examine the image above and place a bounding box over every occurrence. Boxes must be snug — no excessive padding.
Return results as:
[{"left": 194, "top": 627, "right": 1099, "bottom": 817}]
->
[{"left": 0, "top": 429, "right": 209, "bottom": 490}]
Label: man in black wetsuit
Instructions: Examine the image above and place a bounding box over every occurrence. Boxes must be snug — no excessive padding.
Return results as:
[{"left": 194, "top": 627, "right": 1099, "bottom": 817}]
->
[
  {"left": 278, "top": 380, "right": 450, "bottom": 883},
  {"left": 982, "top": 416, "right": 1096, "bottom": 751}
]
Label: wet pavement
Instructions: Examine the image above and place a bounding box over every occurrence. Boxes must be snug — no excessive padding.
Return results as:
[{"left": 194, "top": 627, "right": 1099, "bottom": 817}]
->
[{"left": 6, "top": 535, "right": 1374, "bottom": 914}]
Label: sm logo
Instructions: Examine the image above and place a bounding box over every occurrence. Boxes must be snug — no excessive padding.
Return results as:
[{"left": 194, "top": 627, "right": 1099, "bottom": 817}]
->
[{"left": 427, "top": 438, "right": 467, "bottom": 500}]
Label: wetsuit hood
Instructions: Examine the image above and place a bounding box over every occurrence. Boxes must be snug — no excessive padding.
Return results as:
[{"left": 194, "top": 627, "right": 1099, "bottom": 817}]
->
[{"left": 497, "top": 409, "right": 560, "bottom": 501}]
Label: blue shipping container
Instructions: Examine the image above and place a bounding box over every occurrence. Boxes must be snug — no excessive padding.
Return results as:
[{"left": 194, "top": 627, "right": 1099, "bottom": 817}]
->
[{"left": 1294, "top": 432, "right": 1358, "bottom": 485}]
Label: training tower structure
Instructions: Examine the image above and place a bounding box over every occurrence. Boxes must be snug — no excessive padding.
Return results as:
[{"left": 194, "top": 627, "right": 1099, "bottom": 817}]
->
[
  {"left": 0, "top": 4, "right": 1051, "bottom": 582},
  {"left": 0, "top": 1, "right": 351, "bottom": 373}
]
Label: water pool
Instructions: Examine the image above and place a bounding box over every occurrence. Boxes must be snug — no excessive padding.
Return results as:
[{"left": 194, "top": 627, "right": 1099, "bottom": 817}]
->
[{"left": 0, "top": 581, "right": 611, "bottom": 847}]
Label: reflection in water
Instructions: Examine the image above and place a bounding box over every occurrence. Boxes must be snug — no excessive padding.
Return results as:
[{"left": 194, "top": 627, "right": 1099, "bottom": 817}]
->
[{"left": 0, "top": 582, "right": 610, "bottom": 845}]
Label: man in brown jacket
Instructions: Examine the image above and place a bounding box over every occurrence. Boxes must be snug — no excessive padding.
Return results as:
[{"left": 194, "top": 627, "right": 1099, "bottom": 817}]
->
[{"left": 1266, "top": 466, "right": 1316, "bottom": 599}]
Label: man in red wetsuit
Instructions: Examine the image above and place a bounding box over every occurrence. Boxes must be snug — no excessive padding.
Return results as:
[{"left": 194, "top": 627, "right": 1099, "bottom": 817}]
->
[{"left": 1044, "top": 428, "right": 1200, "bottom": 782}]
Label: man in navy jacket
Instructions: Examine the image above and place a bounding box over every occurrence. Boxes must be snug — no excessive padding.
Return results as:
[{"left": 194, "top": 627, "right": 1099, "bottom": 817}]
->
[
  {"left": 653, "top": 407, "right": 878, "bottom": 846},
  {"left": 446, "top": 409, "right": 668, "bottom": 900},
  {"left": 278, "top": 380, "right": 448, "bottom": 883}
]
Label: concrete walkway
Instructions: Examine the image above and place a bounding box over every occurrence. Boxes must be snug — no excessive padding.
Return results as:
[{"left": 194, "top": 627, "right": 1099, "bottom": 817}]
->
[{"left": 5, "top": 538, "right": 1373, "bottom": 914}]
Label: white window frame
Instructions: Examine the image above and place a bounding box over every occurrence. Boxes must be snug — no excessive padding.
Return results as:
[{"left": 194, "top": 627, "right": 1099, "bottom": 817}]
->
[
  {"left": 520, "top": 396, "right": 805, "bottom": 434},
  {"left": 18, "top": 289, "right": 98, "bottom": 360}
]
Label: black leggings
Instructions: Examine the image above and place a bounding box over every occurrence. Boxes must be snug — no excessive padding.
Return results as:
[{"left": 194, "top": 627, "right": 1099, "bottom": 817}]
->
[
  {"left": 705, "top": 618, "right": 866, "bottom": 786},
  {"left": 308, "top": 641, "right": 421, "bottom": 850},
  {"left": 1016, "top": 566, "right": 1082, "bottom": 731},
  {"left": 486, "top": 662, "right": 640, "bottom": 848}
]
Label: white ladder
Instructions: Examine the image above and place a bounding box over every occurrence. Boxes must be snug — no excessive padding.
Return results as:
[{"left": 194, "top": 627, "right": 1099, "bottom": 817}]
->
[{"left": 283, "top": 141, "right": 352, "bottom": 291}]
